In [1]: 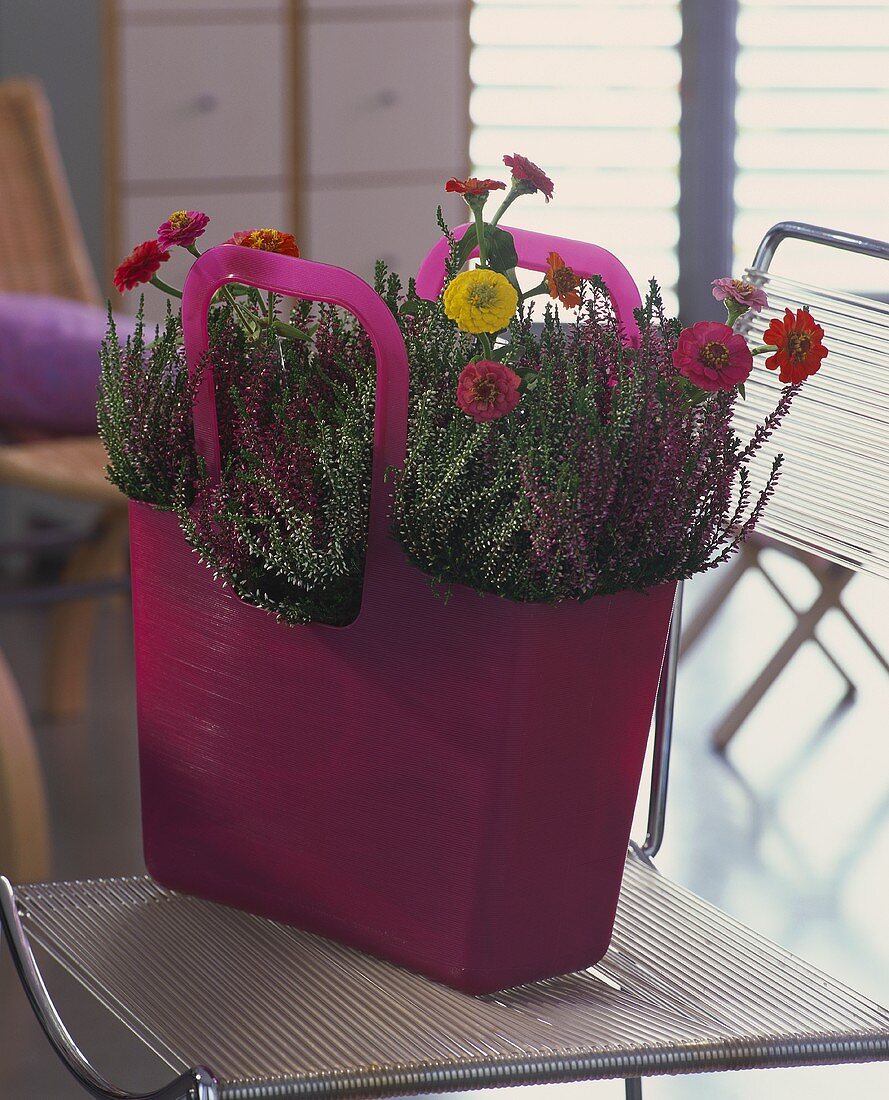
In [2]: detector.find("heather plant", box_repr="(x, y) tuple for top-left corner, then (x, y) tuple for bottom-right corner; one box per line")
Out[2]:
(391, 274), (785, 600)
(102, 162), (828, 623)
(177, 307), (375, 626)
(98, 303), (203, 508)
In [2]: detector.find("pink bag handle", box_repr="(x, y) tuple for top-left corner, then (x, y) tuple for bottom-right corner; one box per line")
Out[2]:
(181, 245), (409, 576)
(415, 223), (642, 341)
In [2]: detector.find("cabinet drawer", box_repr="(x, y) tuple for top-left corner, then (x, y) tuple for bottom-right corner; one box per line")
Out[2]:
(303, 183), (464, 283)
(305, 14), (468, 179)
(118, 188), (291, 319)
(120, 20), (288, 183)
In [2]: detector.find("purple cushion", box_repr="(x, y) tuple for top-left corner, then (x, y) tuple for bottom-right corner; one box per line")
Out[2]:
(0, 293), (138, 435)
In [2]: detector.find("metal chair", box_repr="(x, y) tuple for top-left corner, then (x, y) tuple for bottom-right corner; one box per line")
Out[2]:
(2, 223), (889, 1100)
(682, 225), (889, 753)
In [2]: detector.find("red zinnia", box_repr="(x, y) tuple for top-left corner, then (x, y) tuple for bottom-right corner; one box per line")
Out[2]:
(113, 239), (170, 293)
(503, 153), (554, 202)
(673, 321), (753, 392)
(445, 177), (506, 195)
(224, 228), (300, 257)
(545, 252), (581, 308)
(157, 209), (210, 250)
(762, 307), (828, 384)
(456, 360), (521, 422)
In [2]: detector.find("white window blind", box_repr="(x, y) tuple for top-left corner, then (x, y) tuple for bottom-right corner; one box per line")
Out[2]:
(469, 0), (682, 313)
(734, 0), (889, 289)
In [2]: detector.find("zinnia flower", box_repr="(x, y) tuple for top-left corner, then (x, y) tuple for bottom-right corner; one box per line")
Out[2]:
(546, 252), (581, 308)
(762, 307), (828, 384)
(113, 239), (171, 293)
(673, 321), (753, 392)
(225, 228), (300, 257)
(445, 177), (506, 195)
(456, 360), (521, 422)
(503, 153), (554, 201)
(711, 277), (769, 313)
(157, 209), (210, 249)
(443, 268), (518, 334)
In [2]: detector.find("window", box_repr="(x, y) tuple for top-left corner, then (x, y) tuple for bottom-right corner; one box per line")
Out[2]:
(470, 1), (889, 311)
(469, 0), (682, 312)
(735, 0), (889, 290)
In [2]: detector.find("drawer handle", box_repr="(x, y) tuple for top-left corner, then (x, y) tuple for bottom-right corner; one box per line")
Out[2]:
(192, 92), (220, 113)
(372, 88), (398, 109)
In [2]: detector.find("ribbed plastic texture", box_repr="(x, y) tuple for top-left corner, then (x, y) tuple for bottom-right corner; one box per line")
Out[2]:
(132, 231), (676, 993)
(733, 270), (889, 579)
(17, 855), (889, 1098)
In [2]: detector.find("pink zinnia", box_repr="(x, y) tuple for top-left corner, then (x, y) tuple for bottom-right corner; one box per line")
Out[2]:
(456, 360), (521, 422)
(503, 153), (554, 202)
(673, 321), (753, 392)
(711, 277), (769, 313)
(157, 209), (210, 249)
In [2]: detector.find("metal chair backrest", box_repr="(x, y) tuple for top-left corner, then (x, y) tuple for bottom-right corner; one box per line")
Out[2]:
(733, 223), (889, 581)
(0, 78), (100, 303)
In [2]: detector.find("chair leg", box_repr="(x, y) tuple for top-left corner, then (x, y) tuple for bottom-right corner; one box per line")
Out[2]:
(624, 1078), (643, 1100)
(680, 541), (758, 658)
(711, 566), (854, 752)
(44, 506), (129, 720)
(0, 648), (51, 882)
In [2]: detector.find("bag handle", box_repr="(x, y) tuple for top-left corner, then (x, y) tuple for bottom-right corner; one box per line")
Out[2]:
(415, 223), (643, 341)
(181, 245), (409, 576)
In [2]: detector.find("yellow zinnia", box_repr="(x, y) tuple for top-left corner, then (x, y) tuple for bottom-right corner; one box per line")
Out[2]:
(443, 268), (518, 334)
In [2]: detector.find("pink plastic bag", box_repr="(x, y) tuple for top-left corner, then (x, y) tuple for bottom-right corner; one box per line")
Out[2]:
(131, 228), (676, 993)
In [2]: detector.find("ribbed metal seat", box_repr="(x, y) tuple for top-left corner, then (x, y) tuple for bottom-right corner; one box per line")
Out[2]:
(11, 850), (889, 1100)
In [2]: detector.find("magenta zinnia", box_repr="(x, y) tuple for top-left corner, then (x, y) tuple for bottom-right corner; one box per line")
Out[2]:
(503, 153), (554, 201)
(673, 321), (753, 392)
(157, 210), (210, 250)
(456, 360), (521, 422)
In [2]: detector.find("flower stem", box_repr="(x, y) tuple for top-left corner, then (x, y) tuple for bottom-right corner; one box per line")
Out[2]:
(750, 344), (772, 355)
(520, 279), (549, 303)
(473, 207), (488, 267)
(489, 185), (521, 227)
(478, 332), (494, 359)
(150, 275), (183, 299)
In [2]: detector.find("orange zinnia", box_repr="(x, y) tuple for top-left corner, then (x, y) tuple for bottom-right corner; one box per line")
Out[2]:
(762, 307), (828, 384)
(226, 228), (299, 257)
(445, 177), (506, 195)
(545, 252), (581, 308)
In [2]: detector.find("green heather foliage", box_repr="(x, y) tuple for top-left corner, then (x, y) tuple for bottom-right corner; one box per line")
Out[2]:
(98, 299), (375, 626)
(391, 272), (782, 601)
(98, 302), (204, 508)
(99, 268), (786, 623)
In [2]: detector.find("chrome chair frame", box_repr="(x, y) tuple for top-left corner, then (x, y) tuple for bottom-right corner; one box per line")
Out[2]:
(2, 223), (889, 1100)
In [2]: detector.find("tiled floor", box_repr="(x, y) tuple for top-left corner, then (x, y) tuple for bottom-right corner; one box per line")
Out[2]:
(1, 545), (888, 1099)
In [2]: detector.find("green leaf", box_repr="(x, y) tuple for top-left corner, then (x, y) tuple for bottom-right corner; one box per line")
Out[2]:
(454, 225), (479, 270)
(484, 226), (519, 274)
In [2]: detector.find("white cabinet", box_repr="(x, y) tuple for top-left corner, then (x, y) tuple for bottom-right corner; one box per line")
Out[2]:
(106, 0), (469, 315)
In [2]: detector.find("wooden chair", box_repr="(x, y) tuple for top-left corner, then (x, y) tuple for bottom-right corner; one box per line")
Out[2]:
(0, 646), (50, 884)
(0, 78), (128, 720)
